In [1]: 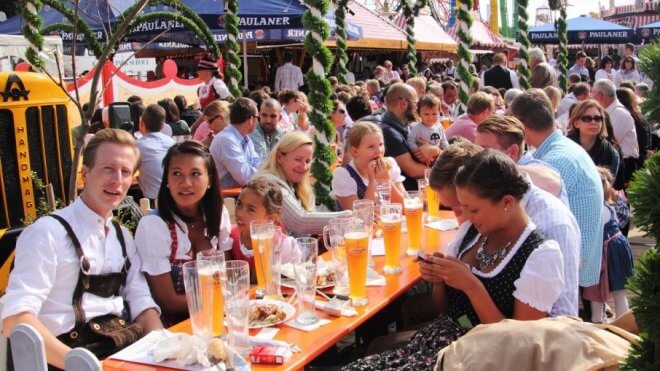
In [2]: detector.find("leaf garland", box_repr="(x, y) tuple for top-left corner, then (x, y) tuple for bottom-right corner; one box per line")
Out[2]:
(334, 0), (349, 84)
(302, 0), (337, 210)
(556, 4), (568, 93)
(21, 0), (44, 69)
(455, 0), (474, 112)
(223, 0), (242, 97)
(516, 0), (531, 89)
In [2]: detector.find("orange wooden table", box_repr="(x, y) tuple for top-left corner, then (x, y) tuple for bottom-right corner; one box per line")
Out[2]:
(221, 187), (242, 198)
(104, 212), (458, 371)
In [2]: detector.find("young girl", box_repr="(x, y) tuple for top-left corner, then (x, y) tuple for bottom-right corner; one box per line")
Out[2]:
(135, 140), (232, 325)
(230, 176), (290, 274)
(332, 121), (406, 211)
(407, 94), (449, 162)
(583, 167), (634, 323)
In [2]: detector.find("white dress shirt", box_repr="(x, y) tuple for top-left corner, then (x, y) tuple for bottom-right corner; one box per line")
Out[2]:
(274, 62), (304, 92)
(210, 125), (263, 189)
(556, 93), (576, 119)
(135, 210), (232, 276)
(1, 198), (159, 336)
(446, 221), (565, 314)
(135, 132), (176, 199)
(605, 100), (639, 158)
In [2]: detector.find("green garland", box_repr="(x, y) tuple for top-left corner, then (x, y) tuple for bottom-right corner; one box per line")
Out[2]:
(401, 0), (428, 76)
(556, 5), (568, 93)
(223, 0), (242, 97)
(302, 0), (336, 210)
(516, 0), (531, 89)
(40, 23), (104, 59)
(334, 0), (349, 84)
(117, 0), (220, 59)
(455, 0), (474, 112)
(21, 0), (44, 69)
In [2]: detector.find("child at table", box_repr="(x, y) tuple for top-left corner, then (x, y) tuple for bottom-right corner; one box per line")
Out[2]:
(407, 94), (449, 165)
(230, 176), (292, 281)
(583, 167), (634, 323)
(331, 121), (406, 211)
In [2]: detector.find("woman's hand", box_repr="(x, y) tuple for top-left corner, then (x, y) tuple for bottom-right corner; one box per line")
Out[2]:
(374, 157), (390, 181)
(434, 256), (482, 295)
(419, 252), (446, 285)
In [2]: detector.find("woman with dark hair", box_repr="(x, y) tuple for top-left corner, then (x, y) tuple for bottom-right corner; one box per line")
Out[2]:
(595, 55), (615, 81)
(135, 140), (232, 325)
(616, 88), (651, 168)
(158, 98), (191, 136)
(567, 100), (621, 179)
(613, 56), (640, 87)
(343, 150), (564, 370)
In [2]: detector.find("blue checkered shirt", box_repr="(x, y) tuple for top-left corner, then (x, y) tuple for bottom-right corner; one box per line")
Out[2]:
(533, 131), (603, 287)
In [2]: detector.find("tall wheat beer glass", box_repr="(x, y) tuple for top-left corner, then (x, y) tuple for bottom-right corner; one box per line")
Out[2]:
(404, 191), (423, 255)
(250, 220), (275, 298)
(344, 218), (369, 306)
(381, 203), (403, 274)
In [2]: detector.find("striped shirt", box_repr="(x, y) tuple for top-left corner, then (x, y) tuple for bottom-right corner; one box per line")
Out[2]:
(533, 130), (603, 287)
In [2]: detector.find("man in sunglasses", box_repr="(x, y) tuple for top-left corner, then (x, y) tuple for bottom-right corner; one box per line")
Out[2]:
(250, 98), (284, 160)
(591, 79), (639, 184)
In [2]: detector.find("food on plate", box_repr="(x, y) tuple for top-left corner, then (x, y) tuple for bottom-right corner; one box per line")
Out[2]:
(207, 338), (227, 364)
(316, 271), (336, 287)
(249, 303), (286, 326)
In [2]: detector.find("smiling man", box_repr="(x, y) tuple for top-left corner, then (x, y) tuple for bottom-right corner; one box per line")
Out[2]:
(250, 98), (284, 160)
(2, 129), (163, 369)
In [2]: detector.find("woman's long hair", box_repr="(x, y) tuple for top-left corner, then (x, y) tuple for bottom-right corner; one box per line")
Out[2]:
(157, 140), (223, 238)
(259, 131), (315, 211)
(616, 88), (646, 124)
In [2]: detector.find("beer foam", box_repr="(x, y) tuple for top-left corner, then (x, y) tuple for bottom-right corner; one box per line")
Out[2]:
(345, 231), (369, 240)
(404, 198), (423, 209)
(381, 215), (402, 223)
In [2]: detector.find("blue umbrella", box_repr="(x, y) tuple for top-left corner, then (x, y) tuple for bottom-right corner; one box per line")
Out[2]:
(529, 15), (633, 44)
(637, 21), (660, 43)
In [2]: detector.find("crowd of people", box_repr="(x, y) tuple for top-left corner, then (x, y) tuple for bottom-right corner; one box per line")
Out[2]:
(2, 46), (655, 369)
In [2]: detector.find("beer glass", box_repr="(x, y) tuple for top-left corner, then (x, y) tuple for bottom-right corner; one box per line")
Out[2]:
(224, 260), (250, 355)
(375, 179), (392, 206)
(381, 203), (403, 274)
(250, 220), (275, 298)
(183, 261), (213, 341)
(425, 168), (441, 218)
(352, 199), (375, 267)
(344, 218), (369, 306)
(322, 216), (352, 296)
(404, 191), (423, 255)
(196, 250), (225, 337)
(293, 237), (319, 325)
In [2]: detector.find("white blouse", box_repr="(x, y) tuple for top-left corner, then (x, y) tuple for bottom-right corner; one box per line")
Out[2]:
(331, 157), (405, 198)
(135, 207), (232, 276)
(446, 221), (565, 313)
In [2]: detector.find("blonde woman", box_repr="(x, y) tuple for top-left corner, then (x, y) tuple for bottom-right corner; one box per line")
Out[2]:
(543, 86), (562, 117)
(258, 131), (351, 236)
(192, 100), (231, 146)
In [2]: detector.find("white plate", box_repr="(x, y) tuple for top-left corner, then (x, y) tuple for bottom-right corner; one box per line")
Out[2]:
(248, 299), (296, 329)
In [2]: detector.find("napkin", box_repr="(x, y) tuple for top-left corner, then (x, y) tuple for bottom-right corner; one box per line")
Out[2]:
(366, 267), (386, 286)
(235, 335), (301, 353)
(284, 318), (332, 332)
(425, 219), (459, 231)
(370, 238), (385, 256)
(315, 299), (358, 317)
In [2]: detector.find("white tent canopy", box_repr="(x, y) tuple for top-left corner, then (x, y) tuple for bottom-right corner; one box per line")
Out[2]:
(0, 34), (64, 77)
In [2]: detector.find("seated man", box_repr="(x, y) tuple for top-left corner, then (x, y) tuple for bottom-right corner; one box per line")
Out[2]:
(135, 104), (176, 199)
(2, 129), (163, 369)
(211, 97), (263, 189)
(445, 92), (494, 143)
(249, 98), (283, 160)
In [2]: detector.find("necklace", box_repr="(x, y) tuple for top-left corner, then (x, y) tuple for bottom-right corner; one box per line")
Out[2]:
(475, 237), (512, 270)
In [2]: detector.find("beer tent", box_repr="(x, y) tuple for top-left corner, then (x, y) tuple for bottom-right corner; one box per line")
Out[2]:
(528, 15), (634, 44)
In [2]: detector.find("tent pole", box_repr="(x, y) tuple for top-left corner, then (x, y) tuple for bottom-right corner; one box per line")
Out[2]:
(243, 38), (248, 88)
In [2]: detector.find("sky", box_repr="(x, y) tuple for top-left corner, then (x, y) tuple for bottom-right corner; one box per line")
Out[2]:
(479, 0), (638, 26)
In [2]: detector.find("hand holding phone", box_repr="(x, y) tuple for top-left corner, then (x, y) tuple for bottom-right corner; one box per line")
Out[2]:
(417, 250), (434, 264)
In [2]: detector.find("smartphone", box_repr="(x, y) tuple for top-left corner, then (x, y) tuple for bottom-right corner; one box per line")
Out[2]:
(416, 250), (434, 264)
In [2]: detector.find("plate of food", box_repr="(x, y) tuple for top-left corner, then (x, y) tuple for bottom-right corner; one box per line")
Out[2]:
(280, 261), (336, 289)
(248, 299), (295, 329)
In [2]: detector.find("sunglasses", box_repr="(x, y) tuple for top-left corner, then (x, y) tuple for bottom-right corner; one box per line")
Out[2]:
(580, 115), (603, 123)
(209, 115), (221, 122)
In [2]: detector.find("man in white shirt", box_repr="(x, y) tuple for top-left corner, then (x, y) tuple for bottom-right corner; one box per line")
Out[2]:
(2, 129), (162, 369)
(591, 79), (639, 182)
(135, 104), (176, 199)
(568, 51), (591, 82)
(274, 51), (304, 92)
(556, 82), (590, 123)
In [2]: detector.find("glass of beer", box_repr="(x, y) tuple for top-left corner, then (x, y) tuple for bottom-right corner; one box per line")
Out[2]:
(404, 191), (423, 255)
(196, 250), (226, 337)
(293, 237), (319, 325)
(441, 116), (452, 130)
(250, 220), (275, 299)
(224, 260), (251, 355)
(322, 217), (352, 296)
(353, 199), (375, 267)
(182, 261), (213, 341)
(344, 218), (370, 306)
(381, 203), (403, 274)
(425, 168), (441, 219)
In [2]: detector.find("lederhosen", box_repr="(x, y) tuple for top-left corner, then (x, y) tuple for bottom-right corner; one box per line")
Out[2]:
(161, 222), (190, 327)
(447, 225), (545, 328)
(50, 214), (145, 360)
(336, 164), (367, 211)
